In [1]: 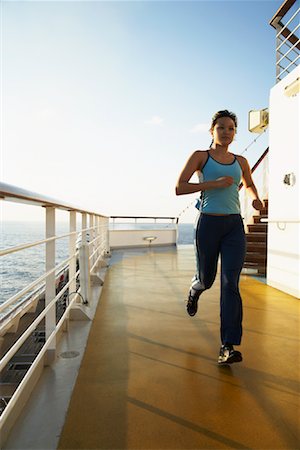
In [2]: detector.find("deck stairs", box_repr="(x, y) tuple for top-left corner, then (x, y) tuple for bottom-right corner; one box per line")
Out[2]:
(244, 199), (268, 276)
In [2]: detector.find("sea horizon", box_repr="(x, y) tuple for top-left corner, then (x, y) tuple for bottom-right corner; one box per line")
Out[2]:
(1, 221), (195, 306)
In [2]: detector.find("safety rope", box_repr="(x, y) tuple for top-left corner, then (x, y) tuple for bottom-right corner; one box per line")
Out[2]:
(240, 128), (267, 155)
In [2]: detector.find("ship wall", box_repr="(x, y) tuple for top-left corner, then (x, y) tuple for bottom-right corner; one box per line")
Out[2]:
(268, 66), (300, 298)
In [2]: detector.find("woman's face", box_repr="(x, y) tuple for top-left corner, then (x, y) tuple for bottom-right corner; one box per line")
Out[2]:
(211, 116), (236, 146)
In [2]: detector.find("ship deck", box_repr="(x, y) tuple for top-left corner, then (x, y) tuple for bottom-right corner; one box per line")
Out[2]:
(4, 245), (300, 450)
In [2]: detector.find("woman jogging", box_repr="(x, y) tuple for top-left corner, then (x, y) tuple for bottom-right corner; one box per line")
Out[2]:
(176, 110), (263, 365)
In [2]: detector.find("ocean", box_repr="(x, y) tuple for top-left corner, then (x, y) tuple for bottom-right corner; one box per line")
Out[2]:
(0, 221), (194, 305)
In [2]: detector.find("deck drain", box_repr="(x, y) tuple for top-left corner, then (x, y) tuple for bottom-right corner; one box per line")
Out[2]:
(60, 351), (80, 359)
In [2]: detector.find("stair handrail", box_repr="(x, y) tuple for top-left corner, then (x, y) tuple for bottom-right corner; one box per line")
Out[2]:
(239, 147), (269, 190)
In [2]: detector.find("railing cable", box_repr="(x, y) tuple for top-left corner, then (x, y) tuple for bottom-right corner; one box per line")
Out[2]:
(240, 128), (267, 155)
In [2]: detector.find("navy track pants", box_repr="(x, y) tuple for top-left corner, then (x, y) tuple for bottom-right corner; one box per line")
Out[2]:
(193, 213), (246, 345)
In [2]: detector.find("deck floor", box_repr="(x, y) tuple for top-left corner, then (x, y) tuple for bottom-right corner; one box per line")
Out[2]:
(57, 245), (300, 450)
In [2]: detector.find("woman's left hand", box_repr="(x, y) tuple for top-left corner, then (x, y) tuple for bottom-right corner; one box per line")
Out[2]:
(252, 199), (264, 210)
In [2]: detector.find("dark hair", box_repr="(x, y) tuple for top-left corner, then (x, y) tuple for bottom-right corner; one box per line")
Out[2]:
(209, 110), (238, 147)
(210, 109), (238, 131)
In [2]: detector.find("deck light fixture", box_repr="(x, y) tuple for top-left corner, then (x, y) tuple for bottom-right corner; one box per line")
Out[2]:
(284, 76), (300, 97)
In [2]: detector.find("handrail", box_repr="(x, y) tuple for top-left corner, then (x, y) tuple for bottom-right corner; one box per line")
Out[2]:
(275, 6), (300, 40)
(0, 182), (107, 217)
(270, 0), (297, 23)
(110, 215), (178, 221)
(239, 147), (269, 190)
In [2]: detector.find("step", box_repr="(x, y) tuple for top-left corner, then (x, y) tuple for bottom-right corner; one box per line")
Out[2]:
(246, 240), (266, 248)
(253, 215), (268, 224)
(247, 223), (268, 233)
(244, 252), (267, 263)
(243, 261), (266, 274)
(260, 207), (268, 215)
(246, 232), (267, 243)
(246, 243), (267, 253)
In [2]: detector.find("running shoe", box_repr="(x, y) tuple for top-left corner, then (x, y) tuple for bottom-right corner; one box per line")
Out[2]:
(186, 288), (201, 316)
(218, 344), (242, 365)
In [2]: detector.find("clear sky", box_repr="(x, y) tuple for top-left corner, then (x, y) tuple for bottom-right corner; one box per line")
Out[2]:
(1, 0), (282, 222)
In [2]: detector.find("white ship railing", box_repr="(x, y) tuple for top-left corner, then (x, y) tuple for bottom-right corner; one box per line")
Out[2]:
(110, 215), (178, 248)
(270, 0), (300, 82)
(0, 182), (109, 432)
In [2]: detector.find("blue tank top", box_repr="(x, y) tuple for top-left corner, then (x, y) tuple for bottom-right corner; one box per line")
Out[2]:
(200, 152), (242, 214)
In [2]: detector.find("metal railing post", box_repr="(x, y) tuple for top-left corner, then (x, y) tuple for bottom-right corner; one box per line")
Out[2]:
(106, 217), (110, 254)
(96, 215), (100, 261)
(89, 214), (95, 268)
(69, 211), (77, 301)
(45, 207), (56, 364)
(276, 28), (282, 80)
(79, 213), (91, 304)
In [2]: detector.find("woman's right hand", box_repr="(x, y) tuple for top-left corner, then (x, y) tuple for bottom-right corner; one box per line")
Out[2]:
(215, 176), (234, 188)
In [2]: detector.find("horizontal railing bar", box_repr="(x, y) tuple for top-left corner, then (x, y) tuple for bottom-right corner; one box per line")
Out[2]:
(89, 237), (106, 258)
(109, 225), (176, 229)
(0, 259), (76, 325)
(277, 55), (300, 78)
(0, 261), (73, 324)
(278, 50), (299, 67)
(110, 216), (178, 220)
(89, 246), (100, 261)
(276, 23), (300, 51)
(0, 232), (76, 257)
(0, 224), (106, 257)
(277, 49), (293, 60)
(0, 287), (42, 326)
(277, 42), (298, 55)
(87, 236), (101, 247)
(0, 254), (76, 314)
(0, 270), (80, 372)
(0, 289), (80, 426)
(0, 181), (108, 218)
(277, 39), (300, 64)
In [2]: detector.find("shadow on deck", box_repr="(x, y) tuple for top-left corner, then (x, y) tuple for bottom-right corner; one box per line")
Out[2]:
(3, 246), (299, 450)
(57, 245), (300, 450)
